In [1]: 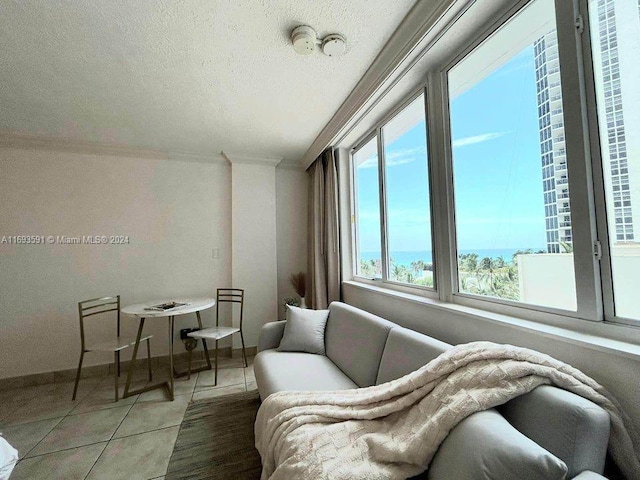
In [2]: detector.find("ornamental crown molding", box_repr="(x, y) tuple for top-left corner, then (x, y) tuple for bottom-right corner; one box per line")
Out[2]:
(0, 132), (227, 164)
(222, 151), (283, 167)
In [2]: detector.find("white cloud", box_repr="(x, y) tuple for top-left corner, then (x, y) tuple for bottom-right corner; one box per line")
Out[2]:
(359, 146), (426, 169)
(452, 132), (507, 148)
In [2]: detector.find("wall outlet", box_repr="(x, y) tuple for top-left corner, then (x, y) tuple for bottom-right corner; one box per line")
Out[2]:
(212, 248), (220, 259)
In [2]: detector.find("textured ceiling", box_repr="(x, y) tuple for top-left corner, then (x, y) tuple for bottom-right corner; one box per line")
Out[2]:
(0, 0), (416, 162)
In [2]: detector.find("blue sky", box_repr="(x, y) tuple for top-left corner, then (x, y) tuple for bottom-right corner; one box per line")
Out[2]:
(356, 46), (547, 253)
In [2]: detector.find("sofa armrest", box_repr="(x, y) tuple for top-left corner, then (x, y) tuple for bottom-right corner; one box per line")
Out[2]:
(258, 321), (286, 352)
(428, 409), (568, 480)
(572, 471), (608, 480)
(499, 385), (610, 477)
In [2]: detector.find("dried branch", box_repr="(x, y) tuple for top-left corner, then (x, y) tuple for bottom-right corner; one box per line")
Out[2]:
(289, 272), (306, 297)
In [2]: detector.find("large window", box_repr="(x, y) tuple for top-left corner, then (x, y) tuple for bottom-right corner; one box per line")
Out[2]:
(354, 137), (382, 278)
(589, 0), (640, 321)
(348, 0), (640, 328)
(352, 94), (434, 288)
(383, 96), (433, 287)
(448, 0), (576, 311)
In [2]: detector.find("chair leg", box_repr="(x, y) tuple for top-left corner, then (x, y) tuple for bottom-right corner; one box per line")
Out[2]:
(240, 331), (248, 368)
(116, 351), (121, 377)
(114, 352), (119, 402)
(146, 338), (153, 382)
(72, 350), (85, 401)
(214, 339), (219, 387)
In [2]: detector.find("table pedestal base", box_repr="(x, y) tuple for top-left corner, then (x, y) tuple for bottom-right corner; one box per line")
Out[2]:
(123, 316), (179, 401)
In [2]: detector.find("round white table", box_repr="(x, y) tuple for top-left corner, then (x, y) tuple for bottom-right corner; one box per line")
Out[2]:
(121, 298), (216, 400)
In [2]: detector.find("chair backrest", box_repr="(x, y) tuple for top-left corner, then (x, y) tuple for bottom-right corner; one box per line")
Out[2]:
(216, 288), (244, 329)
(77, 295), (120, 350)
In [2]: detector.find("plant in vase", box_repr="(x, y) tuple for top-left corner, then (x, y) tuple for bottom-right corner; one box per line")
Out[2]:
(283, 297), (300, 308)
(289, 272), (307, 308)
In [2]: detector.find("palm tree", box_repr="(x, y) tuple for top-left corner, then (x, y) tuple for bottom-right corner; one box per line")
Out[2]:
(559, 241), (574, 253)
(409, 260), (424, 276)
(459, 253), (478, 273)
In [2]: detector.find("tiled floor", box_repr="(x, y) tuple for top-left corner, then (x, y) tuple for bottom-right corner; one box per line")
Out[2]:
(0, 356), (256, 480)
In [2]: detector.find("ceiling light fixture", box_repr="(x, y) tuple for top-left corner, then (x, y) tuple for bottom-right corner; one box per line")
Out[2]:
(291, 25), (346, 57)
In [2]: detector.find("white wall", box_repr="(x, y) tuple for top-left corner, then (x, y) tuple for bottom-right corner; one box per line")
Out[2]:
(0, 147), (232, 379)
(518, 253), (577, 311)
(276, 167), (308, 320)
(343, 283), (640, 429)
(230, 161), (278, 348)
(0, 147), (308, 380)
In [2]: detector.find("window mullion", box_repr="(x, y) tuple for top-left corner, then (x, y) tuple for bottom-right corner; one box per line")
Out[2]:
(555, 0), (602, 321)
(377, 127), (390, 282)
(427, 73), (456, 302)
(576, 0), (615, 321)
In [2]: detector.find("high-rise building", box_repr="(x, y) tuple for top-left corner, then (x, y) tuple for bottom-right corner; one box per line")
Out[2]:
(590, 0), (640, 243)
(535, 0), (640, 252)
(534, 31), (569, 254)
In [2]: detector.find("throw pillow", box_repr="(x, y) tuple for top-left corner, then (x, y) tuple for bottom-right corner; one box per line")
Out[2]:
(277, 305), (329, 355)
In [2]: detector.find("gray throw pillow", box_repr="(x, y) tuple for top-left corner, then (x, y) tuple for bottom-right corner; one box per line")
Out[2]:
(277, 306), (329, 355)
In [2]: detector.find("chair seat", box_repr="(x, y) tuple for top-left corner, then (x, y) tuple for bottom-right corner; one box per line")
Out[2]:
(87, 335), (153, 352)
(188, 326), (239, 340)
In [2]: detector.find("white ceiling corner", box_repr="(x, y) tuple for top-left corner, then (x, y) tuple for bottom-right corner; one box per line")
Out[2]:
(222, 151), (282, 167)
(0, 0), (418, 164)
(277, 158), (306, 171)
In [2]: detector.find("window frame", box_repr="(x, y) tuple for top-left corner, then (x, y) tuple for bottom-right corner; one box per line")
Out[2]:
(578, 0), (640, 328)
(436, 0), (602, 321)
(351, 131), (381, 280)
(350, 88), (439, 296)
(346, 0), (640, 329)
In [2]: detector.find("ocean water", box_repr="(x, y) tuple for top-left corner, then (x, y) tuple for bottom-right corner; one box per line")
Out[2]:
(360, 248), (545, 267)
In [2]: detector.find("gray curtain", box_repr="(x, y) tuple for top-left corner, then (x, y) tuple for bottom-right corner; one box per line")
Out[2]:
(308, 148), (340, 309)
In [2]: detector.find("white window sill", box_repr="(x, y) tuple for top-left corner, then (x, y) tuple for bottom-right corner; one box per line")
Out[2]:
(343, 280), (640, 361)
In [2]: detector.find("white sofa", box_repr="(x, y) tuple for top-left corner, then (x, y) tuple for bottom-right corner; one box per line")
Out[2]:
(254, 302), (611, 480)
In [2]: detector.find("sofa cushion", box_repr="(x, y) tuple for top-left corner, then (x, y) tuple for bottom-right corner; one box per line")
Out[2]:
(499, 385), (610, 477)
(427, 409), (568, 480)
(376, 327), (452, 385)
(253, 350), (358, 400)
(277, 306), (329, 355)
(324, 302), (396, 387)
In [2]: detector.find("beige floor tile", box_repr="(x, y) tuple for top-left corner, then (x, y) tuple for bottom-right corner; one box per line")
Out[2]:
(137, 368), (198, 402)
(191, 383), (246, 402)
(70, 381), (141, 414)
(0, 398), (22, 424)
(0, 382), (61, 405)
(2, 394), (80, 427)
(11, 442), (106, 480)
(87, 426), (179, 480)
(246, 379), (258, 391)
(0, 417), (63, 459)
(113, 395), (189, 438)
(29, 405), (131, 457)
(0, 379), (97, 427)
(0, 378), (102, 427)
(244, 365), (256, 383)
(194, 365), (245, 391)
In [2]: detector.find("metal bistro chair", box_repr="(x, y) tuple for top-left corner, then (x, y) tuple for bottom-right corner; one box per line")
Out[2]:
(72, 296), (153, 402)
(187, 288), (247, 385)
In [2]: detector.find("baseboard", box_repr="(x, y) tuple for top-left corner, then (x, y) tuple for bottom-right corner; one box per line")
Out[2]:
(0, 346), (257, 391)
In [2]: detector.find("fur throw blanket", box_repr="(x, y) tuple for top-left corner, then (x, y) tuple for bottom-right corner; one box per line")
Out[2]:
(255, 341), (640, 480)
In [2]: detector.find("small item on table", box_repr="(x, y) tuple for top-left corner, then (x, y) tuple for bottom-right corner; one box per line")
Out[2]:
(144, 301), (189, 311)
